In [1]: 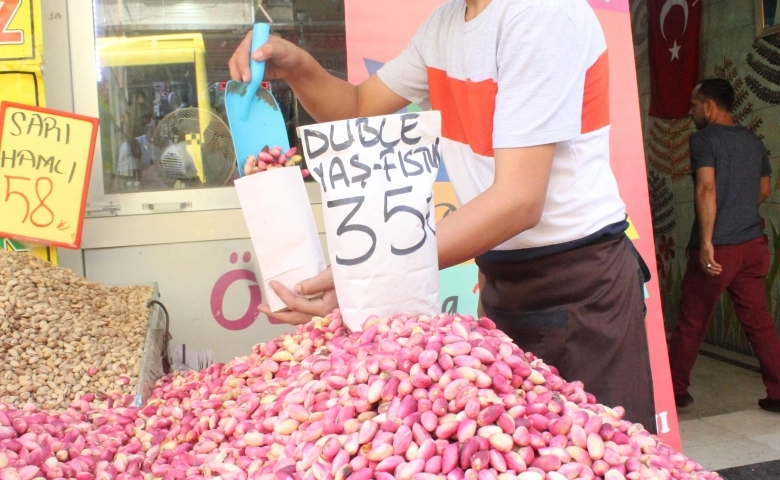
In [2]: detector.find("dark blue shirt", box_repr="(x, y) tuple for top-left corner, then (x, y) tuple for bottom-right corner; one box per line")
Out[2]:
(688, 124), (771, 248)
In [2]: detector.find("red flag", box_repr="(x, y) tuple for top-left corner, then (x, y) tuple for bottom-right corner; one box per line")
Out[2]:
(648, 0), (702, 119)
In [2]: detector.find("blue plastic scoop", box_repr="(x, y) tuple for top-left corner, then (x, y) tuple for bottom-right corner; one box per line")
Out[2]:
(225, 23), (290, 176)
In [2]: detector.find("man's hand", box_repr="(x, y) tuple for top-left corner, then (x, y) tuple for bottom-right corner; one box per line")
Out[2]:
(228, 29), (409, 123)
(257, 267), (338, 325)
(699, 242), (722, 276)
(228, 30), (309, 83)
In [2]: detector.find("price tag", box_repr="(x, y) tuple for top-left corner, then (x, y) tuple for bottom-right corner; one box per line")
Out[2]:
(299, 111), (442, 331)
(0, 102), (99, 249)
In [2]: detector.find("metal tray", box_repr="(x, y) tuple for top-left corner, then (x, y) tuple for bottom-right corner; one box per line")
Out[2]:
(132, 284), (169, 407)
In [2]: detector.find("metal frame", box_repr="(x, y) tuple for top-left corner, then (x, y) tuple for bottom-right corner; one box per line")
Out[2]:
(756, 0), (780, 38)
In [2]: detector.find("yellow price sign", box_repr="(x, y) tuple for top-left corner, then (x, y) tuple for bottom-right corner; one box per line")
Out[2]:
(0, 0), (41, 62)
(0, 102), (98, 249)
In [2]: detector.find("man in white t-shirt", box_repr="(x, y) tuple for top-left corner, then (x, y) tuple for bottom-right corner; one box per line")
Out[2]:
(229, 0), (656, 430)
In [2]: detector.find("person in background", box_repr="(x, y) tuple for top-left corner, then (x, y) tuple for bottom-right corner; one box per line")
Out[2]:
(230, 0), (657, 430)
(668, 78), (780, 412)
(136, 114), (156, 171)
(115, 126), (142, 190)
(128, 90), (148, 136)
(139, 116), (175, 192)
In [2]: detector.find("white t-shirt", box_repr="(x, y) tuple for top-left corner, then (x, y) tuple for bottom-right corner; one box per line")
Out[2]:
(378, 0), (626, 252)
(116, 142), (138, 177)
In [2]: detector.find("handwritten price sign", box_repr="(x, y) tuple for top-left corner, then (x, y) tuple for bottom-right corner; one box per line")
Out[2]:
(299, 111), (442, 331)
(0, 102), (98, 248)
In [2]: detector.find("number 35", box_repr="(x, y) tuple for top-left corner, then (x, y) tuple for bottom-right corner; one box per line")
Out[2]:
(326, 186), (434, 266)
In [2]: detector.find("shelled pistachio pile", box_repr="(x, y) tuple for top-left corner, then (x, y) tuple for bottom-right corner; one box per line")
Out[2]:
(0, 250), (152, 410)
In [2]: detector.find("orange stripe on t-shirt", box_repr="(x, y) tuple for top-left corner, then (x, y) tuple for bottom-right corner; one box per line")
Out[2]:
(428, 67), (496, 157)
(581, 50), (610, 134)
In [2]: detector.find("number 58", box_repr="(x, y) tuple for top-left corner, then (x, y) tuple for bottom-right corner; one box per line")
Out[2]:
(4, 175), (55, 228)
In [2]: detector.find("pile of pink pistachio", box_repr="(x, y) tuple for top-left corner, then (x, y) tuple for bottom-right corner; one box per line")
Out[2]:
(0, 312), (720, 480)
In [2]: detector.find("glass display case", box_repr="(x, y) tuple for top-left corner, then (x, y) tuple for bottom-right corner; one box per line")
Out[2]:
(67, 0), (346, 212)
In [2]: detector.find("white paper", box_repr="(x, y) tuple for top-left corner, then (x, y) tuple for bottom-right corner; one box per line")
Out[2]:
(235, 167), (327, 312)
(298, 111), (442, 331)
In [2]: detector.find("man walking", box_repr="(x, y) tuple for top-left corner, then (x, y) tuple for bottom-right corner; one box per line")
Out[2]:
(669, 78), (780, 411)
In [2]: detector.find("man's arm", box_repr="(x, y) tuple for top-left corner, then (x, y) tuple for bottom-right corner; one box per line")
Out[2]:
(285, 60), (409, 122)
(229, 32), (409, 122)
(760, 176), (771, 204)
(695, 166), (721, 275)
(436, 145), (556, 270)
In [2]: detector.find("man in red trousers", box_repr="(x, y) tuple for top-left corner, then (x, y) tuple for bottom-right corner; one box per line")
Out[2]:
(669, 78), (780, 411)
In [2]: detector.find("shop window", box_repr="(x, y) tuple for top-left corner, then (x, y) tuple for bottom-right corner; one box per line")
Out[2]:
(757, 0), (780, 37)
(92, 0), (346, 194)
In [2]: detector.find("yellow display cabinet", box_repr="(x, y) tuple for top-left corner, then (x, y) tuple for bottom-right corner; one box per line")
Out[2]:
(95, 33), (211, 184)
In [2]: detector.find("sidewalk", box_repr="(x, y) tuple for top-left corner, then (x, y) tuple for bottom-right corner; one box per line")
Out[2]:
(676, 347), (780, 471)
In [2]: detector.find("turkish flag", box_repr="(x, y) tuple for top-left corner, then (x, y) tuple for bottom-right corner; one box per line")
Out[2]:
(648, 0), (702, 118)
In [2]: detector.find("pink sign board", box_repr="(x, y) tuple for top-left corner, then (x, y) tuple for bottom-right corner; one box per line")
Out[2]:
(344, 0), (679, 449)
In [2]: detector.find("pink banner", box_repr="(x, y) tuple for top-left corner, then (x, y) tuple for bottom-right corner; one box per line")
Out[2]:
(587, 0), (629, 13)
(344, 0), (680, 450)
(345, 0), (444, 84)
(594, 7), (680, 449)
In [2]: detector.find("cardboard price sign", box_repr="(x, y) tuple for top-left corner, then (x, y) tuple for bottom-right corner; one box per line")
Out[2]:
(299, 111), (442, 331)
(0, 102), (98, 249)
